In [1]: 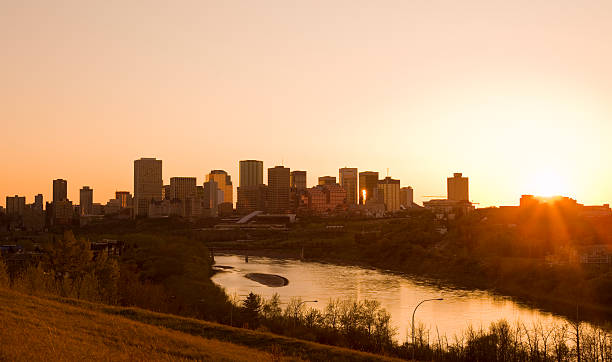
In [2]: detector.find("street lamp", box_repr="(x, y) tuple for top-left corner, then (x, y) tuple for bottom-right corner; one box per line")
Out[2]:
(412, 298), (443, 361)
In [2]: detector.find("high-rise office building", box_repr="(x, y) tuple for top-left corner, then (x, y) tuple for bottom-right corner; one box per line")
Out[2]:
(377, 177), (401, 212)
(134, 158), (163, 217)
(33, 194), (43, 212)
(115, 191), (132, 208)
(169, 177), (197, 201)
(203, 179), (219, 211)
(400, 186), (414, 208)
(447, 172), (469, 201)
(237, 185), (268, 214)
(6, 195), (26, 215)
(267, 166), (291, 213)
(359, 171), (379, 204)
(339, 168), (358, 205)
(206, 170), (233, 204)
(318, 176), (336, 185)
(290, 170), (307, 191)
(79, 186), (93, 215)
(53, 179), (68, 202)
(239, 160), (263, 187)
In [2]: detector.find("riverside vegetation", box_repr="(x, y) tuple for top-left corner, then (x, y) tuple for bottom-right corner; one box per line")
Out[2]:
(2, 227), (611, 360)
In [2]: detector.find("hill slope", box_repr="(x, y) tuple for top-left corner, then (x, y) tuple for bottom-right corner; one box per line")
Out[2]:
(0, 288), (401, 361)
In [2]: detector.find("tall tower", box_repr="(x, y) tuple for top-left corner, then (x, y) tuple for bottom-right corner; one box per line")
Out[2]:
(53, 179), (68, 202)
(377, 177), (401, 212)
(79, 186), (93, 215)
(290, 170), (307, 191)
(447, 172), (469, 201)
(206, 170), (233, 204)
(400, 186), (414, 208)
(339, 168), (358, 204)
(358, 171), (379, 204)
(267, 166), (290, 213)
(133, 158), (163, 217)
(239, 160), (263, 187)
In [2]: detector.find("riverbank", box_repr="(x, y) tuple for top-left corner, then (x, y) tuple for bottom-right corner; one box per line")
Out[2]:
(210, 245), (612, 330)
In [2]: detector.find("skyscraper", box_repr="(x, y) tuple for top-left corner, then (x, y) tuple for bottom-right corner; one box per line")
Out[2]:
(169, 177), (197, 201)
(6, 195), (26, 215)
(339, 168), (358, 205)
(53, 179), (67, 202)
(239, 160), (263, 187)
(206, 170), (233, 204)
(447, 172), (469, 201)
(79, 186), (93, 215)
(318, 176), (336, 185)
(359, 171), (379, 204)
(290, 170), (307, 191)
(377, 177), (401, 212)
(400, 186), (414, 208)
(238, 160), (265, 214)
(267, 166), (291, 213)
(33, 194), (43, 212)
(203, 179), (219, 211)
(134, 158), (163, 217)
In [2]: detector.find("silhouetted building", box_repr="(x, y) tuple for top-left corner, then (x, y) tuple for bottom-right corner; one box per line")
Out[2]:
(239, 160), (263, 187)
(423, 199), (474, 220)
(53, 179), (68, 202)
(290, 170), (307, 191)
(237, 185), (268, 214)
(377, 177), (401, 212)
(359, 171), (379, 204)
(79, 186), (93, 215)
(400, 186), (414, 208)
(33, 194), (43, 212)
(6, 195), (26, 216)
(169, 177), (197, 201)
(339, 168), (358, 205)
(206, 170), (233, 204)
(162, 185), (171, 200)
(115, 191), (132, 208)
(447, 172), (469, 202)
(52, 199), (74, 225)
(203, 179), (219, 210)
(134, 158), (163, 217)
(318, 176), (336, 185)
(267, 166), (291, 213)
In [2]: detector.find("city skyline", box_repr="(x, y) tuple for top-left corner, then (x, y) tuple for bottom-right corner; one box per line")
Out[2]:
(1, 155), (610, 208)
(3, 1), (612, 207)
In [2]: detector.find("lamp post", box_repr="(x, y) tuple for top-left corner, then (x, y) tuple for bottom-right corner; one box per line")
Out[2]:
(412, 298), (443, 361)
(294, 300), (318, 327)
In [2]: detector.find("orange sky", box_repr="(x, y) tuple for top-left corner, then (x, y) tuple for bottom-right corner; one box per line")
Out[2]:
(2, 1), (612, 207)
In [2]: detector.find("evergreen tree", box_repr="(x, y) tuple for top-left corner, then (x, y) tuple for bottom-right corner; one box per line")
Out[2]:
(243, 292), (262, 328)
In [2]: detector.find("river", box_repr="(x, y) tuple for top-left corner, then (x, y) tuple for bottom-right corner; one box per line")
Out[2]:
(211, 254), (573, 343)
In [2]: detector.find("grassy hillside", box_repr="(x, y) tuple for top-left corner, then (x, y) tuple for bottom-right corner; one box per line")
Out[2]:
(0, 288), (402, 361)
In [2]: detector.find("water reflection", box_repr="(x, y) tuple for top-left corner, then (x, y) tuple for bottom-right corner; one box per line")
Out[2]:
(211, 255), (569, 342)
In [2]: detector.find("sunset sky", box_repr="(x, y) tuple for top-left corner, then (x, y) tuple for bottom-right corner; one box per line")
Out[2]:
(2, 1), (612, 207)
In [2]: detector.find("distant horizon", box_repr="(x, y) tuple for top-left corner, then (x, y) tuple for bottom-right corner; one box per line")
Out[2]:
(2, 155), (609, 209)
(3, 1), (612, 208)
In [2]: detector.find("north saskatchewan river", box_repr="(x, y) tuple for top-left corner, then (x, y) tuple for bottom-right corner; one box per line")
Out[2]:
(212, 254), (580, 343)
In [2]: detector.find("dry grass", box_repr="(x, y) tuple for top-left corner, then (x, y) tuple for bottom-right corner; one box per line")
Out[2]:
(0, 288), (401, 361)
(0, 287), (292, 361)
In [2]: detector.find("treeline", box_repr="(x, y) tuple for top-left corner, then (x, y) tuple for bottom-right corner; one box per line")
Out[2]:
(0, 231), (233, 323)
(228, 292), (611, 361)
